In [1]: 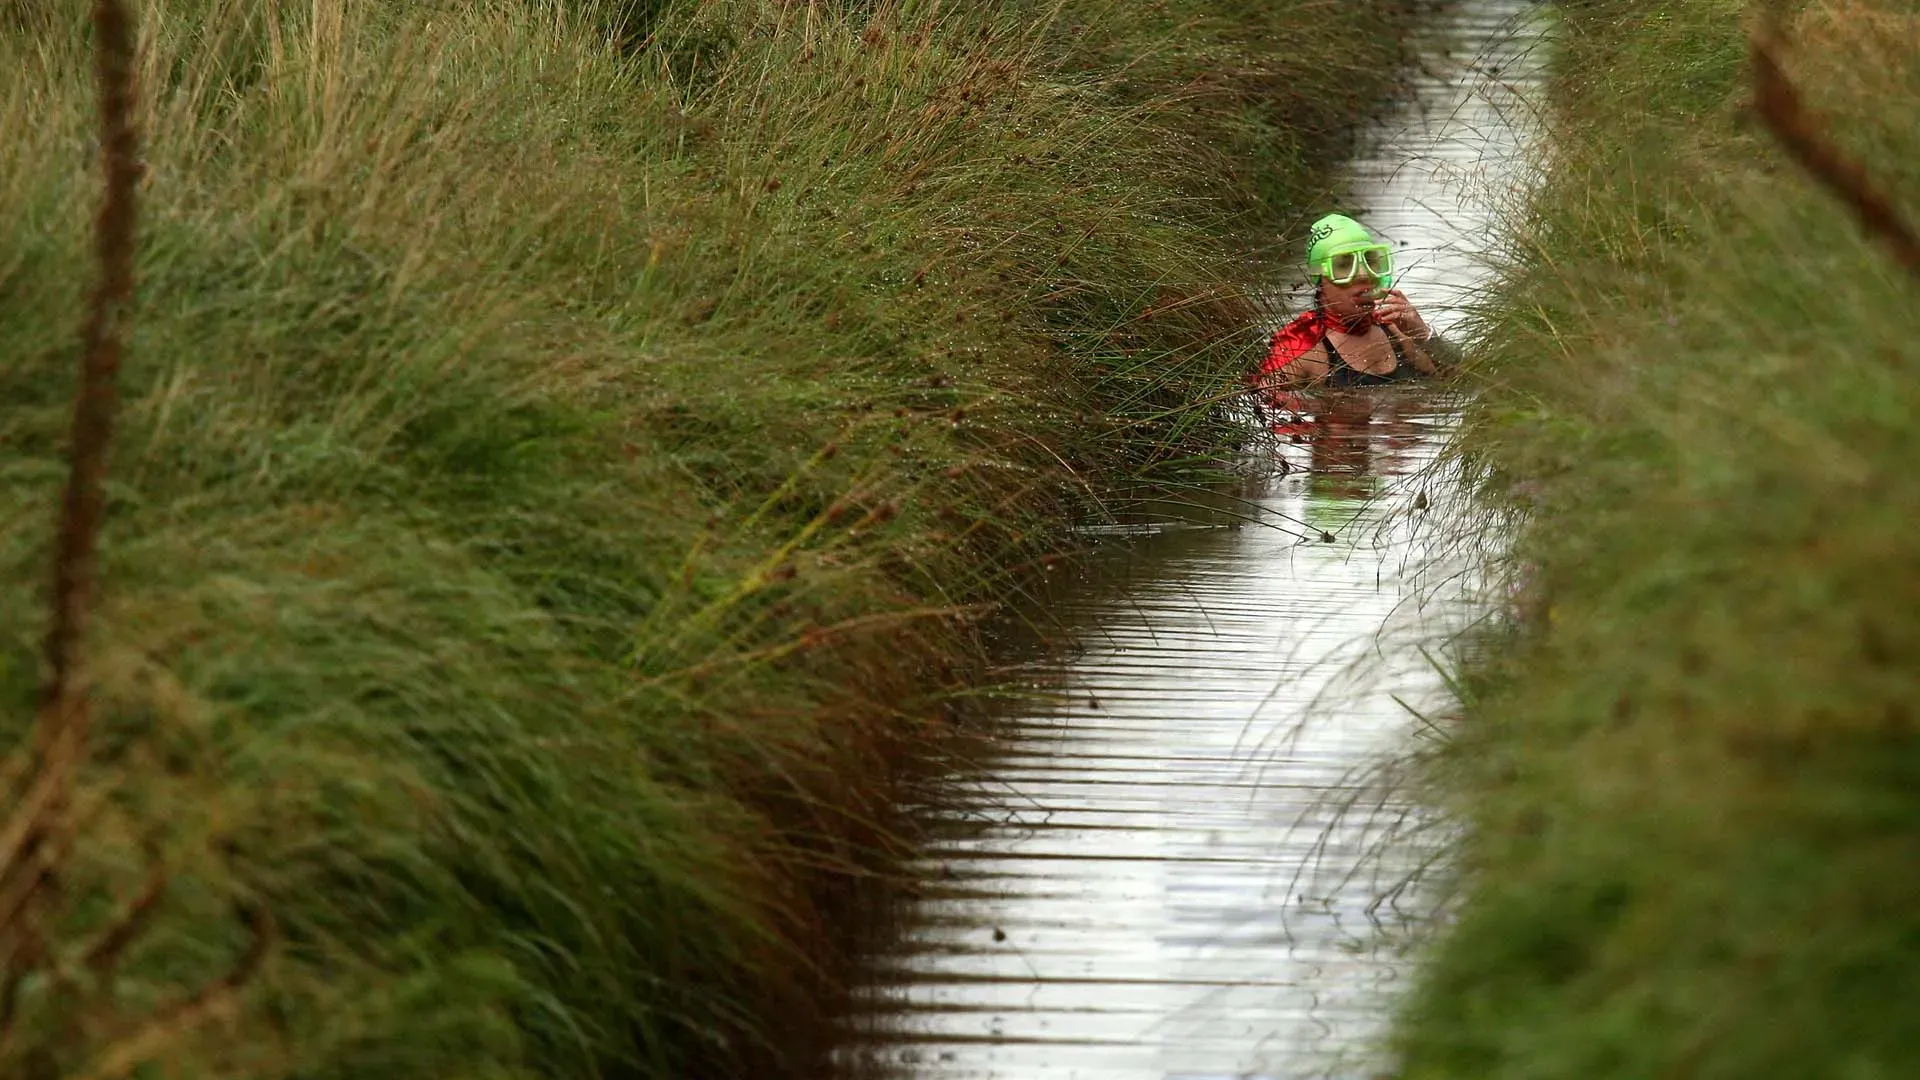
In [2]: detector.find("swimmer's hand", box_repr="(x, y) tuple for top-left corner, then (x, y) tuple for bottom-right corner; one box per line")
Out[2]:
(1373, 289), (1432, 341)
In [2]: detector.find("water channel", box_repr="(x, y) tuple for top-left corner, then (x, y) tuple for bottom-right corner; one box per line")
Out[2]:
(832, 4), (1548, 1077)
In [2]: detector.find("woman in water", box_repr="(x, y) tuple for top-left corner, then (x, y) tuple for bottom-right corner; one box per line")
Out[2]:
(1254, 213), (1450, 389)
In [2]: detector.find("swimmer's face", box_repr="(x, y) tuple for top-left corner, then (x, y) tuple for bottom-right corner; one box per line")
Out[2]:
(1319, 273), (1382, 326)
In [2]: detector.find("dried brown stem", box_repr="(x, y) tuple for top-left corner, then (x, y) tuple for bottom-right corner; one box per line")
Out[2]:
(36, 0), (142, 771)
(0, 769), (63, 916)
(0, 851), (53, 956)
(1750, 23), (1920, 280)
(74, 906), (276, 1080)
(1, 7), (143, 1062)
(5, 10), (143, 1012)
(82, 862), (168, 976)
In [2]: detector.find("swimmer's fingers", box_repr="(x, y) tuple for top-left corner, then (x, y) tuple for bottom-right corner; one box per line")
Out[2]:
(1375, 295), (1415, 324)
(1377, 294), (1431, 338)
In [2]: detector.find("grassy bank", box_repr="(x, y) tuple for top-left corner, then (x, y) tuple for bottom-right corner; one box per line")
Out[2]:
(0, 0), (1408, 1076)
(1397, 1), (1920, 1077)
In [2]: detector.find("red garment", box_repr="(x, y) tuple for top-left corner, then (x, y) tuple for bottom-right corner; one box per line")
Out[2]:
(1255, 310), (1333, 383)
(1246, 311), (1331, 435)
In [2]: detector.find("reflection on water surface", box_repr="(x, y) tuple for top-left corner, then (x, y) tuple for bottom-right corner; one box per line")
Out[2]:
(833, 391), (1461, 1080)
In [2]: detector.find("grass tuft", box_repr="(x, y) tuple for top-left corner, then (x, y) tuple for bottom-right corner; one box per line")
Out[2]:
(1398, 2), (1920, 1077)
(1, 0), (1410, 1076)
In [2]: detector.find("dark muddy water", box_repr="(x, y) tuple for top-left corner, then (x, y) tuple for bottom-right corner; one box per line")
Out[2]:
(831, 4), (1547, 1077)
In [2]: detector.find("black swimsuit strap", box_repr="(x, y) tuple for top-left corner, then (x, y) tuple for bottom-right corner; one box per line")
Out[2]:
(1322, 326), (1409, 385)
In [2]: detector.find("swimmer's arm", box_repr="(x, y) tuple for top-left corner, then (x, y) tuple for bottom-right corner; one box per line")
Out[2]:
(1387, 323), (1444, 375)
(1378, 290), (1459, 373)
(1419, 332), (1463, 370)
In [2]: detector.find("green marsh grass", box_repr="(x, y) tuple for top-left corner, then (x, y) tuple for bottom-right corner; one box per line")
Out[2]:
(0, 0), (1411, 1075)
(1396, 2), (1920, 1077)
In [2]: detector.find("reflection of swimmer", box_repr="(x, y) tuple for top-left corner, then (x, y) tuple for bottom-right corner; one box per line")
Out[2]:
(1309, 395), (1375, 483)
(1249, 214), (1457, 398)
(1305, 393), (1438, 503)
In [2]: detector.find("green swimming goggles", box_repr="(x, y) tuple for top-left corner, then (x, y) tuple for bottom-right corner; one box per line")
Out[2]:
(1314, 244), (1394, 286)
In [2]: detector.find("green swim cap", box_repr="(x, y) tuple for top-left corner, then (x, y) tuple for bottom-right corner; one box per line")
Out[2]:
(1305, 213), (1377, 269)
